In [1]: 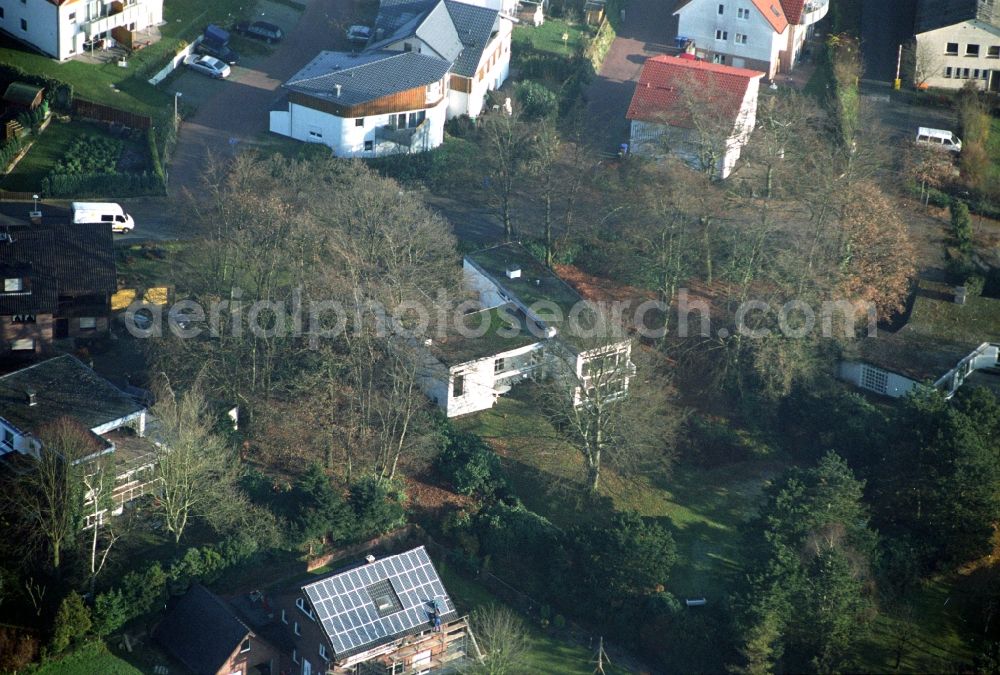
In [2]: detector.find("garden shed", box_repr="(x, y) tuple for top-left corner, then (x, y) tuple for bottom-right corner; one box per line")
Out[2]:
(2, 82), (44, 112)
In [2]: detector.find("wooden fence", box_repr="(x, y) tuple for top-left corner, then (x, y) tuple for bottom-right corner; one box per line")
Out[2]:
(0, 189), (35, 201)
(73, 98), (152, 129)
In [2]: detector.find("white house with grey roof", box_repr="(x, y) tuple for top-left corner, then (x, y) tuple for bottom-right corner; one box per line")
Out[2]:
(269, 0), (511, 156)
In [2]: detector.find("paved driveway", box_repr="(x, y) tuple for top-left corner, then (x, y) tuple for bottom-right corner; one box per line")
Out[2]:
(167, 0), (352, 200)
(584, 0), (679, 153)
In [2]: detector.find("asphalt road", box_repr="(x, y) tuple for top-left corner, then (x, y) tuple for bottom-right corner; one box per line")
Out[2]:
(0, 197), (188, 242)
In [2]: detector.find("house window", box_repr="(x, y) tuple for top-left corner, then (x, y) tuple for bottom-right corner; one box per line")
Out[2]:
(68, 12), (76, 21)
(452, 374), (465, 397)
(494, 357), (505, 373)
(737, 7), (750, 18)
(240, 638), (250, 654)
(946, 42), (958, 55)
(967, 44), (980, 57)
(79, 317), (97, 330)
(281, 609), (287, 624)
(945, 66), (953, 77)
(983, 69), (990, 80)
(715, 30), (728, 40)
(963, 67), (971, 78)
(0, 8), (4, 18)
(293, 649), (299, 664)
(404, 42), (412, 52)
(10, 339), (35, 351)
(712, 54), (726, 64)
(989, 46), (1000, 58)
(4, 278), (23, 292)
(297, 597), (315, 620)
(355, 118), (364, 127)
(2, 428), (14, 448)
(718, 3), (724, 13)
(364, 140), (373, 151)
(319, 644), (329, 661)
(974, 68), (980, 78)
(860, 365), (888, 395)
(294, 621), (301, 636)
(735, 33), (748, 45)
(20, 18), (27, 32)
(308, 129), (323, 139)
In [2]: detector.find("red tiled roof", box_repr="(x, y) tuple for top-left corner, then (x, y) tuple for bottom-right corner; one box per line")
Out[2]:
(752, 0), (789, 32)
(626, 55), (764, 127)
(779, 0), (805, 24)
(674, 0), (788, 32)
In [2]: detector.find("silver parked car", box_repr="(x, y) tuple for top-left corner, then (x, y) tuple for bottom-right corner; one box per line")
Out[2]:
(184, 54), (231, 79)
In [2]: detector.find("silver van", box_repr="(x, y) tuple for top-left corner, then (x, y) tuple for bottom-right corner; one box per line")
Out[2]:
(915, 127), (962, 153)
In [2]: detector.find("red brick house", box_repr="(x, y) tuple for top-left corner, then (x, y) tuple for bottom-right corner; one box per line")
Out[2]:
(267, 546), (478, 674)
(0, 221), (116, 357)
(153, 584), (280, 675)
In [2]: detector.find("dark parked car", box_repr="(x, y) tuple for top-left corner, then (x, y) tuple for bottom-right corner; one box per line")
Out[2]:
(196, 24), (239, 64)
(234, 20), (284, 43)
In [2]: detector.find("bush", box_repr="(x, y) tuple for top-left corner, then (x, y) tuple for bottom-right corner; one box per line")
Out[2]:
(0, 136), (25, 170)
(290, 463), (352, 545)
(120, 562), (167, 617)
(516, 81), (559, 120)
(49, 591), (91, 654)
(92, 589), (129, 637)
(349, 476), (407, 538)
(0, 626), (39, 672)
(950, 199), (973, 252)
(965, 274), (985, 297)
(436, 428), (504, 497)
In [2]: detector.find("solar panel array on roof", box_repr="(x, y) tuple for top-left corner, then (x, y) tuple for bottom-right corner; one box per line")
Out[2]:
(302, 546), (458, 660)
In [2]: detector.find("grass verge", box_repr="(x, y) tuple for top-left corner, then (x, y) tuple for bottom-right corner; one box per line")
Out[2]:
(35, 641), (141, 675)
(512, 20), (591, 58)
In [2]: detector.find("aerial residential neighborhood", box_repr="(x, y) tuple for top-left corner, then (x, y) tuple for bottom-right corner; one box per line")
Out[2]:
(1, 0), (1000, 673)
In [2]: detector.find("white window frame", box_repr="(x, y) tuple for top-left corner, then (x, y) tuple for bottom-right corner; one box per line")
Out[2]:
(718, 3), (724, 14)
(319, 644), (329, 661)
(735, 33), (748, 45)
(10, 338), (34, 351)
(281, 609), (288, 624)
(4, 278), (23, 292)
(737, 7), (750, 19)
(240, 637), (251, 654)
(715, 30), (728, 41)
(294, 621), (301, 636)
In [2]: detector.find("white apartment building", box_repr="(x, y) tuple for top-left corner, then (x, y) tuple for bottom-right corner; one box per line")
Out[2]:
(914, 0), (1000, 91)
(0, 0), (163, 60)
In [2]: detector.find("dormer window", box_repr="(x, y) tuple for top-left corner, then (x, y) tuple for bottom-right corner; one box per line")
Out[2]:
(4, 278), (23, 292)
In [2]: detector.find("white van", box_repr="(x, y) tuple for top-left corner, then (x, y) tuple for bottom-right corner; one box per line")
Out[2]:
(915, 127), (962, 153)
(71, 202), (135, 233)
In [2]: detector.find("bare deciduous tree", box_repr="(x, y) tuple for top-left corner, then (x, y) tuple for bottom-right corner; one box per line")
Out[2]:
(465, 604), (530, 675)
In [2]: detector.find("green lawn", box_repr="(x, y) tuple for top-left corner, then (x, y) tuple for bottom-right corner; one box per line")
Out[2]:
(454, 390), (779, 600)
(512, 20), (592, 58)
(437, 562), (632, 674)
(0, 0), (252, 118)
(35, 641), (142, 675)
(0, 118), (147, 192)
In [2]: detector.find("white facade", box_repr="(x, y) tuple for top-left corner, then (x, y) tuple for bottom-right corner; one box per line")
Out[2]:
(270, 94), (448, 158)
(675, 0), (787, 78)
(0, 0), (164, 61)
(915, 20), (1000, 91)
(629, 70), (761, 179)
(839, 343), (1000, 399)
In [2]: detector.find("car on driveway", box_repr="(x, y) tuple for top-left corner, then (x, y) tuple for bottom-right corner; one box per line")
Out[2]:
(234, 20), (284, 43)
(184, 54), (231, 79)
(346, 25), (371, 45)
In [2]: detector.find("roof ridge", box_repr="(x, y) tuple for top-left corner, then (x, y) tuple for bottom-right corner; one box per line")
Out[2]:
(0, 353), (75, 382)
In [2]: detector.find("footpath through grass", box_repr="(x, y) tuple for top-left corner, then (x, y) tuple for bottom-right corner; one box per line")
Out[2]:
(455, 391), (779, 601)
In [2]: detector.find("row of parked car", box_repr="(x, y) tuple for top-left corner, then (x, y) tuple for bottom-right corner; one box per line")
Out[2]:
(183, 21), (286, 79)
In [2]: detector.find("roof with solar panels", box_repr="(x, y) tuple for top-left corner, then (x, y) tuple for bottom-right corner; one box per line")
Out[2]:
(300, 546), (458, 659)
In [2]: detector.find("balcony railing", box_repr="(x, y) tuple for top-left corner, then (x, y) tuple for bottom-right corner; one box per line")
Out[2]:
(800, 0), (829, 25)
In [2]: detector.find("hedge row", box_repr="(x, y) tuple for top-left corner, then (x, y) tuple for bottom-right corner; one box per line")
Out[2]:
(0, 136), (25, 171)
(41, 170), (164, 198)
(906, 180), (1000, 220)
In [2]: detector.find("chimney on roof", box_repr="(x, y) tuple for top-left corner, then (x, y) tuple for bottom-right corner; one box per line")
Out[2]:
(335, 83), (342, 97)
(365, 554), (377, 563)
(506, 265), (521, 279)
(25, 389), (37, 407)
